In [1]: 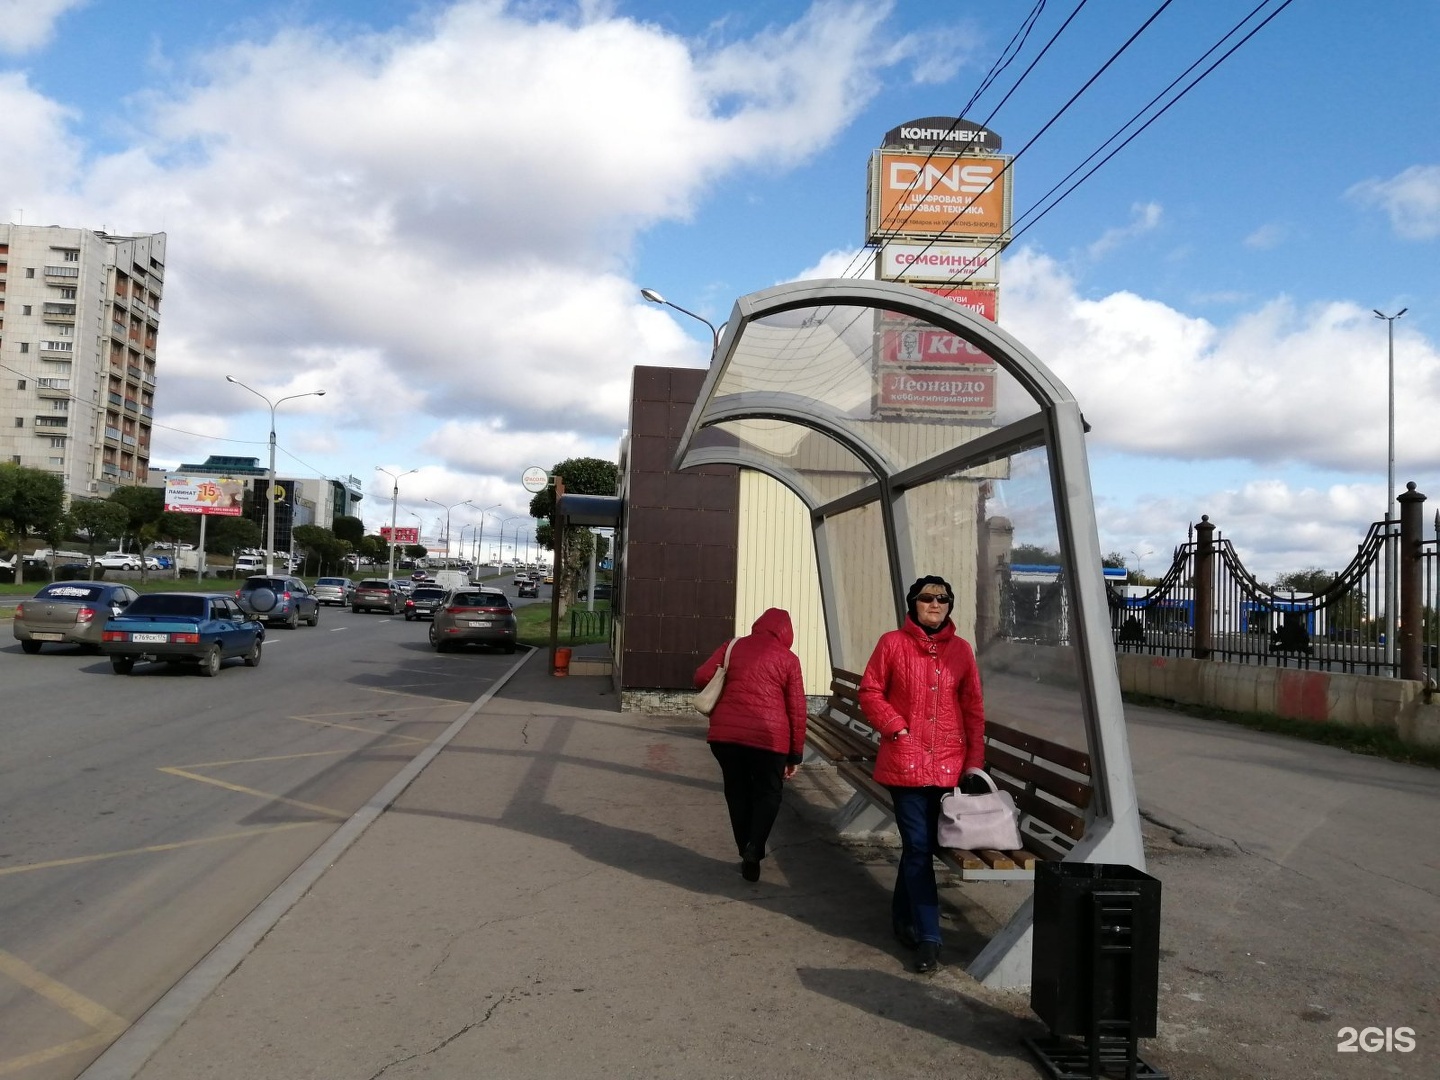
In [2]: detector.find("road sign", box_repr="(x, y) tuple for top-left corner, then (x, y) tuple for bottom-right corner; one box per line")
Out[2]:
(521, 467), (550, 493)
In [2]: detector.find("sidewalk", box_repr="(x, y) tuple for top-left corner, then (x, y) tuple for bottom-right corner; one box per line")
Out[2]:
(102, 655), (1439, 1078)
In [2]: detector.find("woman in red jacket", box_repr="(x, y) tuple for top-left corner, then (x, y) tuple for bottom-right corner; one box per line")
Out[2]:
(859, 575), (988, 974)
(695, 608), (808, 882)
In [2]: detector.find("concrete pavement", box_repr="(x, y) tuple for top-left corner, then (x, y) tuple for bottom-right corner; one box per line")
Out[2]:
(83, 651), (1440, 1079)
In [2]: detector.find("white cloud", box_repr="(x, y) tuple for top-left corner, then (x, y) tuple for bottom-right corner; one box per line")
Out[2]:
(1086, 201), (1162, 259)
(0, 0), (86, 54)
(1243, 222), (1287, 250)
(0, 1), (916, 507)
(1004, 248), (1440, 476)
(1347, 164), (1440, 240)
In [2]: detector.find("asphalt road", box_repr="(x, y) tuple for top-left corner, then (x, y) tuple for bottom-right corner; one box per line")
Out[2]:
(0, 592), (537, 1080)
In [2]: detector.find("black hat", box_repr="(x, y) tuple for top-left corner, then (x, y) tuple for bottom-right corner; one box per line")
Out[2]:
(906, 575), (954, 622)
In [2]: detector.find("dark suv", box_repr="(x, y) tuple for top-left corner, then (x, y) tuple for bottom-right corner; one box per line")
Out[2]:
(353, 579), (404, 614)
(235, 576), (320, 628)
(403, 586), (448, 621)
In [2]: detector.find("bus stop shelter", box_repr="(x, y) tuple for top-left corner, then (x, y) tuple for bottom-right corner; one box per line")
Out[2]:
(671, 278), (1145, 987)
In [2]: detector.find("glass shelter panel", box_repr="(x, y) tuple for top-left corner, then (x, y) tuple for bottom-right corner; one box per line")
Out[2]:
(714, 303), (1044, 474)
(955, 445), (1090, 756)
(693, 419), (876, 506)
(820, 502), (893, 674)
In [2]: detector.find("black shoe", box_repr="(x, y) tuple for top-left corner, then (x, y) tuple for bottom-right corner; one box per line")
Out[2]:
(741, 859), (761, 882)
(915, 941), (940, 974)
(893, 923), (919, 950)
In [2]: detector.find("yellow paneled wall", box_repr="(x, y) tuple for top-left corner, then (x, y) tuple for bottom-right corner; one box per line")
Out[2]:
(735, 471), (832, 695)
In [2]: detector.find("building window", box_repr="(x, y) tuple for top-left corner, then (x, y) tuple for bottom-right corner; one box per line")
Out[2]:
(49, 437), (65, 448)
(49, 456), (64, 466)
(18, 343), (28, 353)
(22, 305), (31, 315)
(25, 268), (34, 278)
(62, 250), (79, 262)
(16, 380), (25, 390)
(13, 418), (22, 428)
(60, 287), (76, 299)
(53, 400), (69, 411)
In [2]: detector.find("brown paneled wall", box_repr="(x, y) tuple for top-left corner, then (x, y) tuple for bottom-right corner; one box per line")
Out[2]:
(617, 367), (739, 690)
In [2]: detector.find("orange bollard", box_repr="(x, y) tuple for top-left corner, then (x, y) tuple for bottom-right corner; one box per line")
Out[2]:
(553, 646), (572, 676)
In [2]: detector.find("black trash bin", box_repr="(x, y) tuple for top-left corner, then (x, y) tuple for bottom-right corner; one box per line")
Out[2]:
(1029, 861), (1166, 1079)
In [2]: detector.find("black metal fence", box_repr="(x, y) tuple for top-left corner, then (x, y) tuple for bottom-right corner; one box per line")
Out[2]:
(1105, 484), (1438, 684)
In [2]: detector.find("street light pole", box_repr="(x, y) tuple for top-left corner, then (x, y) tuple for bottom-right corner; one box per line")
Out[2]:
(376, 466), (417, 582)
(226, 376), (326, 576)
(474, 503), (501, 571)
(1374, 308), (1408, 668)
(425, 498), (476, 566)
(640, 288), (721, 356)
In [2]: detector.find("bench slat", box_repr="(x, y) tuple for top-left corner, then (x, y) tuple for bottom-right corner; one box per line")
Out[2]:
(810, 713), (878, 762)
(986, 720), (1091, 776)
(976, 849), (1017, 870)
(985, 743), (1092, 810)
(940, 847), (986, 870)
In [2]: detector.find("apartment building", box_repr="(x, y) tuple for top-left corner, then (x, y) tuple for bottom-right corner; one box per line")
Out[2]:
(0, 223), (166, 500)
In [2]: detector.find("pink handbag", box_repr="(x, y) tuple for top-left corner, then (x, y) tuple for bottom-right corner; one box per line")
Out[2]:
(937, 771), (1022, 851)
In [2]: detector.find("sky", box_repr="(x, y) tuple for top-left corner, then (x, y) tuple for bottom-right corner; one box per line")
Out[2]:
(2, 0), (1437, 579)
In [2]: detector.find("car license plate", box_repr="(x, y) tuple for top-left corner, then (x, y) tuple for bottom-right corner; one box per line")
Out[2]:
(131, 632), (169, 643)
(32, 632), (65, 641)
(463, 620), (492, 628)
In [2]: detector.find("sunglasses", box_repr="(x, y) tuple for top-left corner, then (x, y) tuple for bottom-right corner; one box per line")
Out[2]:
(916, 593), (952, 604)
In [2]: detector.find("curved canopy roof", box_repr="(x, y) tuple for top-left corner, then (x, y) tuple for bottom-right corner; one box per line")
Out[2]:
(670, 277), (1143, 989)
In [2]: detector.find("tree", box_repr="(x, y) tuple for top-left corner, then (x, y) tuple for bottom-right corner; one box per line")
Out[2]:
(293, 524), (351, 575)
(359, 534), (387, 564)
(0, 464), (66, 586)
(527, 457), (618, 604)
(1011, 543), (1063, 567)
(68, 498), (131, 579)
(108, 486), (167, 581)
(206, 515), (262, 556)
(404, 543), (428, 561)
(333, 514), (365, 547)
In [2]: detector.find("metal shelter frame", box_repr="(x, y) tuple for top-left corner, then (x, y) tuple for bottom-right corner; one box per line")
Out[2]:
(672, 278), (1144, 987)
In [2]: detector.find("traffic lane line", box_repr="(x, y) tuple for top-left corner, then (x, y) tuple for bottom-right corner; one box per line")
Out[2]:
(0, 822), (323, 878)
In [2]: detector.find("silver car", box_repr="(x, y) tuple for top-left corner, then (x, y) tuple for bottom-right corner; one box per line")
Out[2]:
(313, 577), (356, 606)
(13, 581), (139, 652)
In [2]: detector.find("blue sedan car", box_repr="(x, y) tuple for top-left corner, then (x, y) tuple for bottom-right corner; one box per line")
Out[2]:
(101, 592), (265, 676)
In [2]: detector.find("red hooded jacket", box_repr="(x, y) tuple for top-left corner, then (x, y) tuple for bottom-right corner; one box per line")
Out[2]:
(694, 608), (808, 763)
(858, 617), (986, 787)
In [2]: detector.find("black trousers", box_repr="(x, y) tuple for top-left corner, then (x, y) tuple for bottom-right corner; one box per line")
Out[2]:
(709, 741), (787, 861)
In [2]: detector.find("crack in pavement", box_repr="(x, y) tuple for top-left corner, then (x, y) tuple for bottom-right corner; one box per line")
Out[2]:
(364, 988), (519, 1079)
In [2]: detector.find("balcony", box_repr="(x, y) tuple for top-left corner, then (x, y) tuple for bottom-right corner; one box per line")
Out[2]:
(102, 463), (119, 476)
(104, 426), (122, 443)
(141, 404), (153, 418)
(123, 398), (139, 413)
(44, 265), (80, 279)
(107, 392), (123, 407)
(127, 366), (142, 381)
(36, 381), (70, 399)
(142, 371), (156, 386)
(121, 433), (137, 446)
(112, 321), (127, 337)
(43, 303), (76, 321)
(34, 416), (68, 429)
(40, 341), (73, 354)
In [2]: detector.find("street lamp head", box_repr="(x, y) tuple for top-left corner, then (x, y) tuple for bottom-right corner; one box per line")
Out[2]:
(640, 288), (666, 304)
(225, 374), (238, 384)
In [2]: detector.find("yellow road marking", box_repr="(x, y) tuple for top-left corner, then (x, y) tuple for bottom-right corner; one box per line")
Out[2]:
(0, 949), (129, 1076)
(361, 686), (465, 702)
(0, 1029), (118, 1076)
(158, 768), (348, 819)
(0, 949), (127, 1032)
(298, 704), (445, 718)
(0, 822), (324, 878)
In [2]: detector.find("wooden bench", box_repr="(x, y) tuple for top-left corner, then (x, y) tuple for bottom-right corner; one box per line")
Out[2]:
(805, 668), (1093, 881)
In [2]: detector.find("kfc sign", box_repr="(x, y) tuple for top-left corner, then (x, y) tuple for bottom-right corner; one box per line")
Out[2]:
(879, 371), (995, 414)
(868, 150), (1011, 241)
(880, 328), (994, 366)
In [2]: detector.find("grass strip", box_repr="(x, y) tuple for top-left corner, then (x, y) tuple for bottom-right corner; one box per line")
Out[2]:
(1124, 691), (1440, 769)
